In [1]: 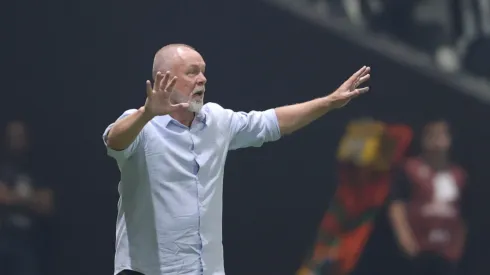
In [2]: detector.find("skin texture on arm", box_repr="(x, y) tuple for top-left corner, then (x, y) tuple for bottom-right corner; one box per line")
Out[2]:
(275, 96), (335, 135)
(275, 66), (371, 135)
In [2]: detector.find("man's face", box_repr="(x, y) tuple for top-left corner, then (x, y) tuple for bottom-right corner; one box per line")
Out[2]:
(422, 122), (451, 153)
(169, 48), (207, 113)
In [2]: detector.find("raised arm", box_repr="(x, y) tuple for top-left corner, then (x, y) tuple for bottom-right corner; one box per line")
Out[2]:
(275, 66), (370, 135)
(105, 108), (152, 151)
(105, 71), (188, 152)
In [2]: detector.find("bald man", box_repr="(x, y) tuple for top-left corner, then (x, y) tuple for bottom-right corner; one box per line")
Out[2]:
(103, 44), (371, 275)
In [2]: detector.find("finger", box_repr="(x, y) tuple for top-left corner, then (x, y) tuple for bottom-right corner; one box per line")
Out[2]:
(348, 66), (367, 83)
(170, 102), (190, 110)
(165, 76), (178, 93)
(356, 74), (371, 87)
(146, 80), (153, 97)
(159, 71), (171, 92)
(154, 72), (163, 91)
(344, 87), (369, 100)
(359, 66), (371, 77)
(356, 87), (370, 94)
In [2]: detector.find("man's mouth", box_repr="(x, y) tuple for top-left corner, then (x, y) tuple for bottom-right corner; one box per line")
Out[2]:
(193, 91), (204, 96)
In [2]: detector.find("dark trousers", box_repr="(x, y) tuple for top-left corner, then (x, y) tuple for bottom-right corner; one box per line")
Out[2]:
(118, 270), (145, 275)
(412, 252), (458, 275)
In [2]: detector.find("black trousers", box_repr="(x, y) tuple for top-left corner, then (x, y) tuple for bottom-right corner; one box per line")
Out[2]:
(117, 270), (145, 275)
(412, 252), (458, 275)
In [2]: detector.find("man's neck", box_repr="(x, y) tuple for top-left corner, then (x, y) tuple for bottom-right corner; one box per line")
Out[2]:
(170, 110), (195, 127)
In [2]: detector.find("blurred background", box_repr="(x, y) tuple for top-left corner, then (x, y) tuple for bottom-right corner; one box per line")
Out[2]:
(2, 0), (489, 275)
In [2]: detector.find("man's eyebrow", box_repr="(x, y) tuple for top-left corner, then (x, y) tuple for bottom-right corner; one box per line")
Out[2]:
(189, 63), (206, 69)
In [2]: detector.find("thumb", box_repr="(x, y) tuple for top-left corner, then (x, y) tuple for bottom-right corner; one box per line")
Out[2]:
(174, 102), (190, 109)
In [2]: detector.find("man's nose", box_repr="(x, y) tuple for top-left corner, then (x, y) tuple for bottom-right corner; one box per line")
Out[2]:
(197, 73), (207, 85)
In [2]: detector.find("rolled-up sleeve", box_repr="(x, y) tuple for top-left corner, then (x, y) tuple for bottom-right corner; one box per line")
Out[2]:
(228, 109), (281, 150)
(102, 109), (145, 161)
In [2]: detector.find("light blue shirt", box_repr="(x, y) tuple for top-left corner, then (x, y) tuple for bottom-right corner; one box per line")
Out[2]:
(103, 102), (281, 275)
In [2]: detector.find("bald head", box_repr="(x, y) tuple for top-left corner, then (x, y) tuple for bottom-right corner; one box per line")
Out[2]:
(152, 44), (196, 80)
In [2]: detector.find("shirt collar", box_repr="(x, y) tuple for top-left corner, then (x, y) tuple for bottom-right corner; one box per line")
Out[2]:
(158, 111), (208, 128)
(195, 111), (207, 125)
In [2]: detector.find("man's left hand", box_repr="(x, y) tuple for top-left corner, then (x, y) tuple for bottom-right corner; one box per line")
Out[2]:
(328, 66), (371, 109)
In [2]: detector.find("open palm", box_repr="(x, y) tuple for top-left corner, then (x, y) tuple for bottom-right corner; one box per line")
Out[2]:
(329, 66), (371, 109)
(144, 71), (189, 117)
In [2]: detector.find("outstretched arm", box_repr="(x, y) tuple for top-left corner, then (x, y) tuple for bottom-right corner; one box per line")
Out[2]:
(105, 71), (188, 155)
(276, 66), (370, 135)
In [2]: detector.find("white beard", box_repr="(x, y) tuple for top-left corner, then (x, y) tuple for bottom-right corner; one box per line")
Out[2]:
(188, 99), (203, 113)
(171, 90), (204, 113)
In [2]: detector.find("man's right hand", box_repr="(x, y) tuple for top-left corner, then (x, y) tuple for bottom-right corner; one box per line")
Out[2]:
(144, 71), (190, 117)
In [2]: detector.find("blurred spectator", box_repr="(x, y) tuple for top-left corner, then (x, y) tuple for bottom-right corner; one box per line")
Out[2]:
(297, 120), (413, 275)
(389, 119), (468, 275)
(0, 120), (54, 275)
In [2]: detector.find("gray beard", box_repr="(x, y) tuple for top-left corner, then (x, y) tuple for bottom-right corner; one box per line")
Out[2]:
(188, 100), (203, 113)
(171, 91), (203, 113)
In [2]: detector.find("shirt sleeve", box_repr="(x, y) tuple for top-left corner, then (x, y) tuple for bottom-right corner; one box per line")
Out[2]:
(227, 109), (281, 150)
(391, 169), (412, 202)
(102, 109), (146, 161)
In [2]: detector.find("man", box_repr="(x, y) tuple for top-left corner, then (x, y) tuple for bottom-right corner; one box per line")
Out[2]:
(103, 44), (370, 275)
(389, 119), (467, 275)
(0, 120), (54, 275)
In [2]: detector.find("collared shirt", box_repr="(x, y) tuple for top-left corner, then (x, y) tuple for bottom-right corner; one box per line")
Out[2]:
(103, 102), (281, 275)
